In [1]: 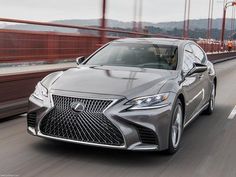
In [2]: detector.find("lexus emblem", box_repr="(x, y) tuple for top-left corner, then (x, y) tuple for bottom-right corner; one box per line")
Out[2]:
(71, 102), (85, 113)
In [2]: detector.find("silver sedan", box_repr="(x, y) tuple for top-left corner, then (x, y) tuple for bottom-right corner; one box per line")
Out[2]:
(27, 38), (217, 154)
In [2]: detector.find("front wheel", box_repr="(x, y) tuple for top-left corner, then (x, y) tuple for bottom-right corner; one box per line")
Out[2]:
(166, 99), (183, 154)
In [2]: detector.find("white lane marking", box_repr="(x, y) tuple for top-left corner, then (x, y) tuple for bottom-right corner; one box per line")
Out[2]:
(228, 105), (236, 120)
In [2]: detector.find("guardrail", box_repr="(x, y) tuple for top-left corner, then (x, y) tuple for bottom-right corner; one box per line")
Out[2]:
(0, 18), (184, 63)
(0, 28), (233, 63)
(0, 29), (118, 63)
(0, 18), (234, 64)
(0, 67), (71, 119)
(207, 52), (236, 61)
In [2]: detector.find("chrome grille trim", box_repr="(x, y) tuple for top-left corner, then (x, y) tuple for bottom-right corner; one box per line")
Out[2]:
(52, 95), (113, 113)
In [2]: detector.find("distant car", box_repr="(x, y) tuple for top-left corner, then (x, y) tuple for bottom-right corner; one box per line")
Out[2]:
(27, 38), (216, 154)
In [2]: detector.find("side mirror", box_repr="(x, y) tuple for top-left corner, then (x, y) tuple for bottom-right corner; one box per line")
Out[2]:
(76, 56), (86, 65)
(187, 63), (207, 76)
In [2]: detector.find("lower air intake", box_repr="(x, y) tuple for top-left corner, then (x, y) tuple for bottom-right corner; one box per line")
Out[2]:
(135, 125), (158, 145)
(27, 112), (37, 127)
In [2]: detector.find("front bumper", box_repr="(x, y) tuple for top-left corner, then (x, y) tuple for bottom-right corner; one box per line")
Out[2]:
(27, 90), (175, 151)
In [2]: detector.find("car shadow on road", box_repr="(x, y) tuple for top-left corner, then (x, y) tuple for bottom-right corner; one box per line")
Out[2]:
(31, 138), (173, 167)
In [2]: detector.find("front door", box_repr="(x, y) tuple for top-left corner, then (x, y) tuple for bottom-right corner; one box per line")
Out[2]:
(182, 44), (206, 124)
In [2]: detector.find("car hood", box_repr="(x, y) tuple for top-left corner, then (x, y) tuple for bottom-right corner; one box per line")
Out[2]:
(51, 65), (178, 99)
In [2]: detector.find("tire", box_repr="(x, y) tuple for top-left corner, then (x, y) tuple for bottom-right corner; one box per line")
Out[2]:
(204, 83), (216, 115)
(166, 99), (183, 154)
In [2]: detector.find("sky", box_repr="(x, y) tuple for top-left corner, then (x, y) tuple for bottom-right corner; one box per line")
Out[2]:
(0, 0), (231, 23)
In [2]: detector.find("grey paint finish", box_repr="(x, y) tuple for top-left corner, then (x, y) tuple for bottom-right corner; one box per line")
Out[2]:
(51, 66), (177, 100)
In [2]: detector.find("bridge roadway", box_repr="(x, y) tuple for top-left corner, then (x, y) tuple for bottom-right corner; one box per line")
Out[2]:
(0, 59), (236, 177)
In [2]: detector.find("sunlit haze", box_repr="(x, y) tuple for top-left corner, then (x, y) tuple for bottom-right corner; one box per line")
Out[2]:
(0, 0), (228, 23)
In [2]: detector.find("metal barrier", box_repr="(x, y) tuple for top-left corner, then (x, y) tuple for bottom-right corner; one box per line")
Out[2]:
(198, 41), (236, 53)
(0, 28), (232, 63)
(0, 18), (235, 64)
(0, 18), (201, 64)
(0, 18), (190, 63)
(0, 68), (71, 119)
(0, 29), (117, 63)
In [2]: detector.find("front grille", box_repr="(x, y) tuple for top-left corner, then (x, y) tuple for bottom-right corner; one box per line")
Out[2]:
(27, 112), (37, 127)
(39, 95), (124, 146)
(136, 125), (158, 145)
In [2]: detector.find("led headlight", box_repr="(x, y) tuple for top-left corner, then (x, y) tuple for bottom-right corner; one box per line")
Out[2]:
(125, 93), (170, 110)
(33, 82), (48, 101)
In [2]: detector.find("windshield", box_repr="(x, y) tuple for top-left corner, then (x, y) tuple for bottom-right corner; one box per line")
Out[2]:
(85, 42), (178, 70)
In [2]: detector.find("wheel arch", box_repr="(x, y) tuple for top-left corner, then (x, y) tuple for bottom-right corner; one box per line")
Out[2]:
(213, 77), (217, 96)
(177, 93), (185, 124)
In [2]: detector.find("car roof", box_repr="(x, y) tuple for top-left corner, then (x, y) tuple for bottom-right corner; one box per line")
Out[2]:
(112, 38), (190, 47)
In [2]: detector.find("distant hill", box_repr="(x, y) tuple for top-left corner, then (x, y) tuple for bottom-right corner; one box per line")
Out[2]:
(2, 19), (155, 33)
(1, 18), (235, 40)
(1, 18), (234, 32)
(155, 18), (224, 30)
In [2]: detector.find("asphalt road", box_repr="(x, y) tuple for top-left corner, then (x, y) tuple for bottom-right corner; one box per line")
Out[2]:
(0, 59), (236, 177)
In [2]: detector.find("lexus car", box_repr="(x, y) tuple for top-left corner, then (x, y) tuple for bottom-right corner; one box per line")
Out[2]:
(27, 38), (216, 154)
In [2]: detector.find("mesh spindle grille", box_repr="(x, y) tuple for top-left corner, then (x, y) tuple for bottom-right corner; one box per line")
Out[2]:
(40, 95), (124, 146)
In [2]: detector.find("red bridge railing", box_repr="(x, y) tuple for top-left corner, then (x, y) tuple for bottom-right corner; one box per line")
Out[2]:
(0, 18), (234, 63)
(0, 29), (117, 62)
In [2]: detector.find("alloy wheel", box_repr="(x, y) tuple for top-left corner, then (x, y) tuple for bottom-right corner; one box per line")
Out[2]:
(171, 105), (183, 148)
(210, 85), (215, 111)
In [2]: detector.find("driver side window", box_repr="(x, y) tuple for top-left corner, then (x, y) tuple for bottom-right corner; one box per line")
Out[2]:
(183, 44), (195, 73)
